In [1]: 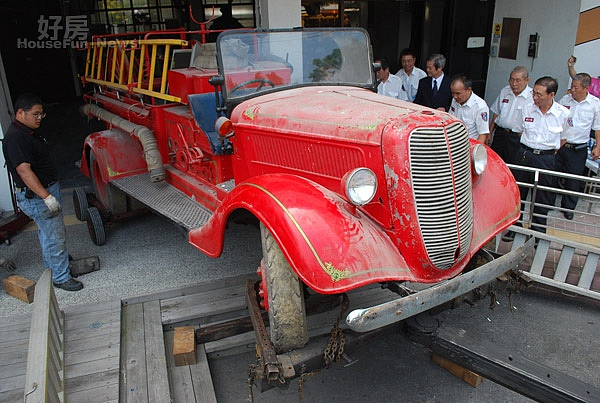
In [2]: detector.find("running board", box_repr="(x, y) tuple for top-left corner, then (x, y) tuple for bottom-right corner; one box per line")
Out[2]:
(112, 173), (212, 231)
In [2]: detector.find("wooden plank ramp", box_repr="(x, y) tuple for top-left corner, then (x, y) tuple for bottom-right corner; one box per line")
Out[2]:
(153, 276), (403, 402)
(120, 300), (170, 403)
(64, 299), (121, 403)
(118, 273), (257, 403)
(0, 298), (121, 403)
(0, 314), (31, 403)
(0, 272), (459, 402)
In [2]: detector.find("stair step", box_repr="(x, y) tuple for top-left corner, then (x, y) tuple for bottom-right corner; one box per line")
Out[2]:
(112, 173), (212, 230)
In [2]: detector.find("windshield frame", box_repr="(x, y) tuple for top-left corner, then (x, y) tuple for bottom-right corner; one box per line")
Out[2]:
(214, 27), (376, 106)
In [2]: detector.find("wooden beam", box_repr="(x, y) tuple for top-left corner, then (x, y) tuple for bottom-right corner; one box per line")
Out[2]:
(432, 353), (484, 387)
(173, 326), (196, 366)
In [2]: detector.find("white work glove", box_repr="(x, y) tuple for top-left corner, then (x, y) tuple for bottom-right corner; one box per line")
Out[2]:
(0, 257), (16, 272)
(43, 194), (61, 217)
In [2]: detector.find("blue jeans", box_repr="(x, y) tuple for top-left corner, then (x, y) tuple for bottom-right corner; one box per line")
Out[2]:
(15, 182), (71, 284)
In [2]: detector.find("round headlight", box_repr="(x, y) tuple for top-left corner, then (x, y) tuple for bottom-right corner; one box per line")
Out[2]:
(472, 144), (488, 176)
(343, 168), (377, 206)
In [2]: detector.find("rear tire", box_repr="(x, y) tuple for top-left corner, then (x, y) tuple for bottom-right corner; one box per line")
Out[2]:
(260, 223), (308, 353)
(86, 207), (106, 246)
(72, 187), (89, 221)
(89, 152), (127, 215)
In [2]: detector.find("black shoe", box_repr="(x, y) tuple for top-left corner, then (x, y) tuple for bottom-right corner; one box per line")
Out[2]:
(501, 230), (515, 242)
(563, 212), (574, 220)
(53, 278), (84, 291)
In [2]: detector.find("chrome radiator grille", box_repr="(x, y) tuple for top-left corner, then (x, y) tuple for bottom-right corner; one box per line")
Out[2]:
(409, 123), (473, 269)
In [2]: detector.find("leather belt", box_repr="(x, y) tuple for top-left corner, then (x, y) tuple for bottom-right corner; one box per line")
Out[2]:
(16, 180), (57, 193)
(563, 142), (587, 150)
(521, 145), (555, 155)
(495, 126), (513, 133)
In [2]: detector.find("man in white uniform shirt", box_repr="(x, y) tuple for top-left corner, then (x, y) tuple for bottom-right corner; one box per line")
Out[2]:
(449, 75), (490, 143)
(395, 48), (426, 102)
(505, 77), (571, 239)
(375, 57), (408, 100)
(489, 66), (533, 164)
(556, 73), (600, 219)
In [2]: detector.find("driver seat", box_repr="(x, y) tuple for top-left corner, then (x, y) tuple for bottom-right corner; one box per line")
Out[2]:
(188, 93), (229, 154)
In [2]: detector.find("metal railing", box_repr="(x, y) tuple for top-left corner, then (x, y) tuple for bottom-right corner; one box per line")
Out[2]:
(506, 160), (600, 244)
(23, 270), (65, 403)
(499, 159), (600, 300)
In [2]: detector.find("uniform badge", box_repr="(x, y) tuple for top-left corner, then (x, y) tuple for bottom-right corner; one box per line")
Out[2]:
(450, 106), (455, 112)
(524, 117), (534, 122)
(481, 112), (488, 122)
(502, 98), (509, 103)
(567, 117), (573, 127)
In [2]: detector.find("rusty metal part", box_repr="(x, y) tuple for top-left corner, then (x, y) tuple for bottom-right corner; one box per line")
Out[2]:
(346, 239), (535, 332)
(323, 293), (349, 366)
(245, 280), (286, 385)
(299, 293), (350, 402)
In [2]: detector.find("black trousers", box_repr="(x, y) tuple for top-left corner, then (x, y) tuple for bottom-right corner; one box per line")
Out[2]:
(513, 147), (556, 233)
(555, 144), (588, 210)
(491, 127), (521, 165)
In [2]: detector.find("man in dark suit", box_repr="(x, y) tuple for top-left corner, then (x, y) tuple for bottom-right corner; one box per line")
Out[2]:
(414, 53), (452, 111)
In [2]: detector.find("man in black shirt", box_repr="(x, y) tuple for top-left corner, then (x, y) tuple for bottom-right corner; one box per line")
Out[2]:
(2, 93), (83, 291)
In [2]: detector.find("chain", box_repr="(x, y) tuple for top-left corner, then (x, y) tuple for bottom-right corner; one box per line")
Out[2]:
(323, 293), (349, 366)
(488, 289), (498, 310)
(298, 368), (321, 403)
(247, 362), (256, 403)
(298, 293), (350, 402)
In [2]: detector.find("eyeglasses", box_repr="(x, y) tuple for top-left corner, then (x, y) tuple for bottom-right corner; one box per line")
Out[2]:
(26, 111), (46, 120)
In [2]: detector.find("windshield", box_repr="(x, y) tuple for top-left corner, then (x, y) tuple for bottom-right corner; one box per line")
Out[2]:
(216, 28), (375, 101)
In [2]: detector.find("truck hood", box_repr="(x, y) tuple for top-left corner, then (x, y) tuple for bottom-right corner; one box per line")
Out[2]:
(230, 86), (451, 143)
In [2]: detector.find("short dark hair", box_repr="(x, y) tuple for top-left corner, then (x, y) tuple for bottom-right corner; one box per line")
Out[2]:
(14, 93), (43, 112)
(535, 76), (558, 95)
(399, 48), (417, 59)
(375, 56), (390, 71)
(451, 74), (473, 90)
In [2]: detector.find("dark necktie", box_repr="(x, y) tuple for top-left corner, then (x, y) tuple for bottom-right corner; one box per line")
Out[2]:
(432, 79), (438, 97)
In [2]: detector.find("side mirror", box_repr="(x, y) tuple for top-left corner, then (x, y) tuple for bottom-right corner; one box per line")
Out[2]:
(209, 75), (225, 86)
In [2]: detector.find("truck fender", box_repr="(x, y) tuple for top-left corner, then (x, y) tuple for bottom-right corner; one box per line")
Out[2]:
(470, 145), (521, 250)
(189, 174), (416, 294)
(81, 129), (148, 183)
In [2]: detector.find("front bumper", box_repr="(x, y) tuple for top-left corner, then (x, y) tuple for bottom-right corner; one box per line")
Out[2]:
(346, 239), (534, 332)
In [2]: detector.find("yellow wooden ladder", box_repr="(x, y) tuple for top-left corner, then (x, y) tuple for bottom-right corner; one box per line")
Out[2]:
(83, 37), (188, 103)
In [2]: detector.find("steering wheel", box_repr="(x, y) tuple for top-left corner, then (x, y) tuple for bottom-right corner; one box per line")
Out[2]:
(230, 78), (275, 95)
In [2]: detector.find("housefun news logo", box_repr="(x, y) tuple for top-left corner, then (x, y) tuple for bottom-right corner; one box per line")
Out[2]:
(16, 15), (89, 49)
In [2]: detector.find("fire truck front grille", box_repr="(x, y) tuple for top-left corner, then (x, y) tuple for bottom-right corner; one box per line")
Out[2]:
(409, 123), (473, 270)
(252, 135), (364, 178)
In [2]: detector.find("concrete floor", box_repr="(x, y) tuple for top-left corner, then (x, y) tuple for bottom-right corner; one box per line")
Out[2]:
(0, 185), (262, 317)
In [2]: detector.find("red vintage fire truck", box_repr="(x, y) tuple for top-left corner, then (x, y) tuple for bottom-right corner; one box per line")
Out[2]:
(77, 27), (525, 353)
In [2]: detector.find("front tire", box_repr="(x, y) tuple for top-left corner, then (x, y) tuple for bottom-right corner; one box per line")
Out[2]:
(260, 223), (309, 353)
